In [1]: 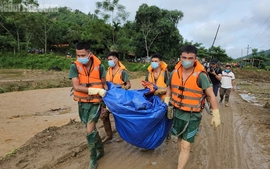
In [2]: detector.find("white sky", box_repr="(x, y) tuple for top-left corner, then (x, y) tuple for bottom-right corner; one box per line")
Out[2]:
(38, 0), (270, 59)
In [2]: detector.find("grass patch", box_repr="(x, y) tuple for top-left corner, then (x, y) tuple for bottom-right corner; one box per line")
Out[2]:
(5, 149), (17, 157)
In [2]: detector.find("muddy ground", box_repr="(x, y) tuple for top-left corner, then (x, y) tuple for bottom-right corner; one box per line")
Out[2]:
(0, 68), (270, 169)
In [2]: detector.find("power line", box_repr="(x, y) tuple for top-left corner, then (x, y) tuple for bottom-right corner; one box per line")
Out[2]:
(251, 13), (270, 46)
(257, 38), (270, 49)
(254, 24), (270, 48)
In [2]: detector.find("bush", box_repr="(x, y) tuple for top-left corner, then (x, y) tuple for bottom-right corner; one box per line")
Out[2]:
(0, 53), (73, 70)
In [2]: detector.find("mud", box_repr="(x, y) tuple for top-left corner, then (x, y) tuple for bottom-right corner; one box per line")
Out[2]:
(0, 70), (270, 169)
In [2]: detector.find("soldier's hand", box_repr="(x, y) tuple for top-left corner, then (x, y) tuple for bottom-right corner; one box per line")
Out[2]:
(210, 109), (221, 129)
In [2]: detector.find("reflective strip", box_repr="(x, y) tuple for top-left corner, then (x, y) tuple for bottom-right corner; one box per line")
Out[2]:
(171, 85), (203, 94)
(172, 92), (201, 101)
(187, 128), (198, 139)
(73, 95), (101, 101)
(80, 82), (102, 87)
(171, 98), (202, 109)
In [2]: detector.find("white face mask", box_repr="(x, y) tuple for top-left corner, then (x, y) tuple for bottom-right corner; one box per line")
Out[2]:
(182, 60), (194, 68)
(151, 62), (159, 69)
(108, 60), (116, 67)
(77, 53), (90, 65)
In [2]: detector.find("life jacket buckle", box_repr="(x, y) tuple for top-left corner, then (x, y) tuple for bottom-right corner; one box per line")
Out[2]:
(178, 94), (185, 99)
(178, 86), (185, 91)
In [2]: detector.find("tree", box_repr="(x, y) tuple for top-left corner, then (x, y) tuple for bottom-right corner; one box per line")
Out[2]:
(135, 4), (183, 58)
(0, 0), (39, 53)
(81, 18), (112, 55)
(252, 48), (258, 57)
(208, 46), (232, 62)
(114, 21), (138, 59)
(95, 0), (130, 45)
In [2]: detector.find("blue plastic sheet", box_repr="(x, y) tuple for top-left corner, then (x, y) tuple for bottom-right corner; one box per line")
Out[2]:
(102, 82), (173, 149)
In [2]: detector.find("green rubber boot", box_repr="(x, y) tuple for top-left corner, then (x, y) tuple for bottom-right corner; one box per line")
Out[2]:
(87, 131), (98, 169)
(95, 131), (104, 160)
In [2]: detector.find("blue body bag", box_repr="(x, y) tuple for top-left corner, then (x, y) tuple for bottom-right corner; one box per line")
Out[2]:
(102, 82), (173, 149)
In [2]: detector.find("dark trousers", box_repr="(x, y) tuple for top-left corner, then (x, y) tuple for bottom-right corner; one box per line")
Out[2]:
(212, 84), (219, 97)
(219, 87), (232, 102)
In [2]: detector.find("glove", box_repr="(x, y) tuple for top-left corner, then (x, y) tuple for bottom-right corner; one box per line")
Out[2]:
(121, 85), (129, 90)
(154, 88), (166, 95)
(98, 89), (106, 97)
(167, 106), (174, 119)
(88, 88), (106, 97)
(210, 109), (221, 129)
(164, 97), (171, 106)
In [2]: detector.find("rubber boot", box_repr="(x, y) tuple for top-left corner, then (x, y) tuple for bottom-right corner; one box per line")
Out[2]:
(102, 115), (113, 143)
(166, 129), (172, 142)
(95, 131), (104, 160)
(87, 131), (98, 169)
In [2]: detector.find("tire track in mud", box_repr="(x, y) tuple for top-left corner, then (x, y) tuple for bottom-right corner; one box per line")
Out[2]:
(187, 92), (240, 169)
(233, 93), (270, 169)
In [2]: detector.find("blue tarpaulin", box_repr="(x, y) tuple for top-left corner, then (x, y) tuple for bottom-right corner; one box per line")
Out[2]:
(102, 82), (173, 149)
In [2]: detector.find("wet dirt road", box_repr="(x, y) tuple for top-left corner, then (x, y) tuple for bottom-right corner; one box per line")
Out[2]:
(0, 77), (269, 169)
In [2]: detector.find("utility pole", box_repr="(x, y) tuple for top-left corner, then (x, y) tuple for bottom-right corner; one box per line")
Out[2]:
(246, 45), (251, 57)
(209, 24), (220, 60)
(211, 24), (220, 48)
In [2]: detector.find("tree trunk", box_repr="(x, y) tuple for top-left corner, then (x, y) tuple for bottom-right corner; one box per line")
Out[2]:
(44, 24), (47, 53)
(17, 29), (20, 53)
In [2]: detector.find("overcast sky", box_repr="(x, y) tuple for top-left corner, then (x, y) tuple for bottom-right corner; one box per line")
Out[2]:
(38, 0), (270, 59)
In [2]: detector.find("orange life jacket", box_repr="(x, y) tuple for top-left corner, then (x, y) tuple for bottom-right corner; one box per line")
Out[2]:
(170, 60), (206, 112)
(147, 61), (168, 100)
(73, 55), (103, 103)
(106, 61), (127, 85)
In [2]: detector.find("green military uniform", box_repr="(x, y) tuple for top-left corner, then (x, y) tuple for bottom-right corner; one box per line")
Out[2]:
(167, 72), (212, 143)
(120, 70), (130, 84)
(69, 62), (106, 169)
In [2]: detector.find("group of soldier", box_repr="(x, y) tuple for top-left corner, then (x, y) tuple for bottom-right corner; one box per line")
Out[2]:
(69, 41), (235, 169)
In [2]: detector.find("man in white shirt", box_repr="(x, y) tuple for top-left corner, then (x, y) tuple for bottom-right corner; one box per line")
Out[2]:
(219, 64), (236, 107)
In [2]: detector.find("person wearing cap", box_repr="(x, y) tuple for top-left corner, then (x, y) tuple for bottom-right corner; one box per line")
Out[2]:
(165, 45), (220, 169)
(219, 63), (236, 107)
(100, 51), (131, 143)
(206, 58), (222, 96)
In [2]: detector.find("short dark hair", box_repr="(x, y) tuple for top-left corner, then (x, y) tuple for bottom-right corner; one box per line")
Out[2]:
(75, 41), (91, 51)
(107, 51), (119, 58)
(225, 64), (232, 68)
(181, 45), (197, 55)
(151, 53), (163, 61)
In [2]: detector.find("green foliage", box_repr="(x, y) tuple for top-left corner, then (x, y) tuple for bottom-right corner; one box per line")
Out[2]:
(135, 4), (183, 58)
(118, 61), (149, 72)
(95, 0), (130, 24)
(0, 0), (242, 64)
(0, 53), (151, 72)
(5, 149), (17, 157)
(0, 53), (73, 70)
